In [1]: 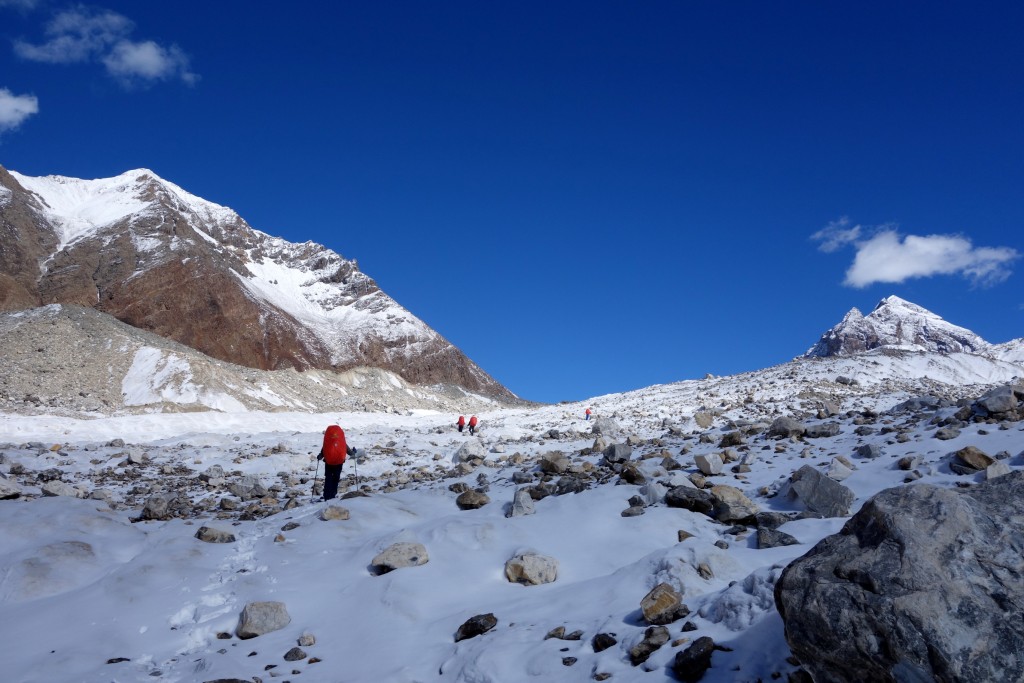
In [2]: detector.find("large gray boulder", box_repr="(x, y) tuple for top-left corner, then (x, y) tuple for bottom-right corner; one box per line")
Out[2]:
(975, 384), (1021, 415)
(789, 464), (855, 517)
(236, 601), (291, 639)
(508, 488), (535, 517)
(768, 416), (806, 439)
(371, 542), (429, 575)
(591, 417), (621, 436)
(775, 471), (1024, 683)
(709, 485), (759, 523)
(0, 475), (22, 499)
(453, 439), (487, 463)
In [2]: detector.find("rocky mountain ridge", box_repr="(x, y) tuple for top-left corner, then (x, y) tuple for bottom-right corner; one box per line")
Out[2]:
(804, 294), (995, 358)
(0, 165), (514, 400)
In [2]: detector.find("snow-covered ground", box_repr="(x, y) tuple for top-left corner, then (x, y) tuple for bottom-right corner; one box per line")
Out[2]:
(2, 363), (1022, 683)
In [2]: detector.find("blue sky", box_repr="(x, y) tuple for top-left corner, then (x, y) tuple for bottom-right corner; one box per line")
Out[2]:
(1, 1), (1022, 403)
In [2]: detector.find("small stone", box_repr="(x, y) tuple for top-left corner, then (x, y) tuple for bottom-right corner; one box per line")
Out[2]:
(455, 613), (497, 642)
(283, 647), (306, 662)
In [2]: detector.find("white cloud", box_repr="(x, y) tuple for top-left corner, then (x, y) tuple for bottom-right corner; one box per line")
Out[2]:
(14, 7), (133, 63)
(0, 87), (39, 132)
(13, 6), (197, 85)
(810, 216), (863, 253)
(0, 0), (41, 10)
(103, 40), (198, 85)
(842, 229), (1019, 288)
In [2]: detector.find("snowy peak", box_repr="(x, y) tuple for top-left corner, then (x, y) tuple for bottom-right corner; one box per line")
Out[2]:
(805, 296), (990, 358)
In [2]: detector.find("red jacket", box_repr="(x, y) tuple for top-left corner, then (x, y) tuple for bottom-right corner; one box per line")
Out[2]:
(321, 425), (350, 466)
(457, 416), (466, 426)
(468, 416), (478, 427)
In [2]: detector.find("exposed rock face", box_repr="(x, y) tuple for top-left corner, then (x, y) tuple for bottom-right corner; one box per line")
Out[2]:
(0, 166), (514, 400)
(775, 471), (1024, 683)
(805, 295), (989, 357)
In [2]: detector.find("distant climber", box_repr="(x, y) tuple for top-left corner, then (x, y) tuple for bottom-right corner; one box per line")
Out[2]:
(457, 415), (466, 433)
(585, 407), (592, 421)
(468, 415), (478, 435)
(317, 424), (356, 501)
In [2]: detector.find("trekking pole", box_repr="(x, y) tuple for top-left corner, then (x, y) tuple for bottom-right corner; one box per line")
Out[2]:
(353, 449), (359, 487)
(312, 458), (321, 502)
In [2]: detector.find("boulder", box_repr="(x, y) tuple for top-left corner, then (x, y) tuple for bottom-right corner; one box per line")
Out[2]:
(673, 636), (716, 682)
(805, 422), (841, 438)
(641, 582), (685, 625)
(509, 488), (535, 517)
(456, 490), (490, 510)
(371, 542), (429, 574)
(710, 485), (759, 523)
(0, 475), (23, 499)
(591, 417), (621, 436)
(693, 411), (714, 429)
(975, 385), (1020, 415)
(602, 443), (632, 466)
(694, 453), (723, 476)
(505, 552), (558, 586)
(718, 431), (745, 447)
(826, 458), (854, 481)
(789, 465), (855, 517)
(320, 504), (350, 521)
(199, 464), (226, 483)
(455, 613), (497, 642)
(638, 482), (667, 507)
(538, 451), (571, 474)
(592, 632), (617, 653)
(986, 460), (1012, 480)
(228, 474), (268, 501)
(768, 417), (805, 439)
(139, 492), (190, 520)
(757, 527), (800, 549)
(953, 445), (995, 471)
(236, 601), (291, 639)
(453, 439), (487, 463)
(41, 480), (81, 498)
(775, 471), (1024, 683)
(629, 625), (670, 666)
(195, 526), (236, 543)
(855, 444), (882, 459)
(665, 486), (714, 515)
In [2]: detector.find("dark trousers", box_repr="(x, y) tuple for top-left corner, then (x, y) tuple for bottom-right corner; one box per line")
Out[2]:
(324, 462), (343, 500)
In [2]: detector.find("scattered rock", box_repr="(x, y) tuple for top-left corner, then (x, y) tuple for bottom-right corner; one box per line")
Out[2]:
(673, 636), (716, 682)
(283, 647), (306, 661)
(641, 582), (685, 625)
(710, 485), (759, 523)
(320, 504), (350, 521)
(455, 490), (490, 510)
(195, 526), (237, 543)
(953, 445), (995, 471)
(666, 486), (714, 515)
(508, 488), (535, 517)
(455, 613), (497, 641)
(768, 417), (805, 439)
(757, 527), (800, 549)
(591, 632), (617, 652)
(694, 453), (723, 476)
(629, 625), (670, 665)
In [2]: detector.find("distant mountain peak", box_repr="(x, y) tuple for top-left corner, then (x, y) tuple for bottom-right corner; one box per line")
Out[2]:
(805, 295), (989, 358)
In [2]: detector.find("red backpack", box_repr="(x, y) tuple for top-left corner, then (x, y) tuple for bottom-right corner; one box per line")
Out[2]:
(321, 425), (349, 465)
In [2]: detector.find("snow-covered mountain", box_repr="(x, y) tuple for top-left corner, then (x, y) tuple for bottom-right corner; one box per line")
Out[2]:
(804, 295), (991, 358)
(0, 165), (514, 400)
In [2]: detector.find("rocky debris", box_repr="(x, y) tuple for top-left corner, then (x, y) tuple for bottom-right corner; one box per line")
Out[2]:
(757, 528), (799, 549)
(673, 636), (716, 682)
(591, 632), (617, 652)
(788, 465), (855, 517)
(629, 625), (670, 665)
(694, 453), (723, 475)
(709, 485), (759, 523)
(456, 489), (490, 510)
(455, 613), (497, 642)
(768, 417), (805, 439)
(319, 504), (350, 521)
(508, 488), (535, 517)
(641, 582), (686, 625)
(195, 526), (236, 543)
(236, 601), (291, 639)
(776, 471), (1024, 683)
(227, 474), (268, 501)
(371, 542), (429, 575)
(199, 464), (226, 484)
